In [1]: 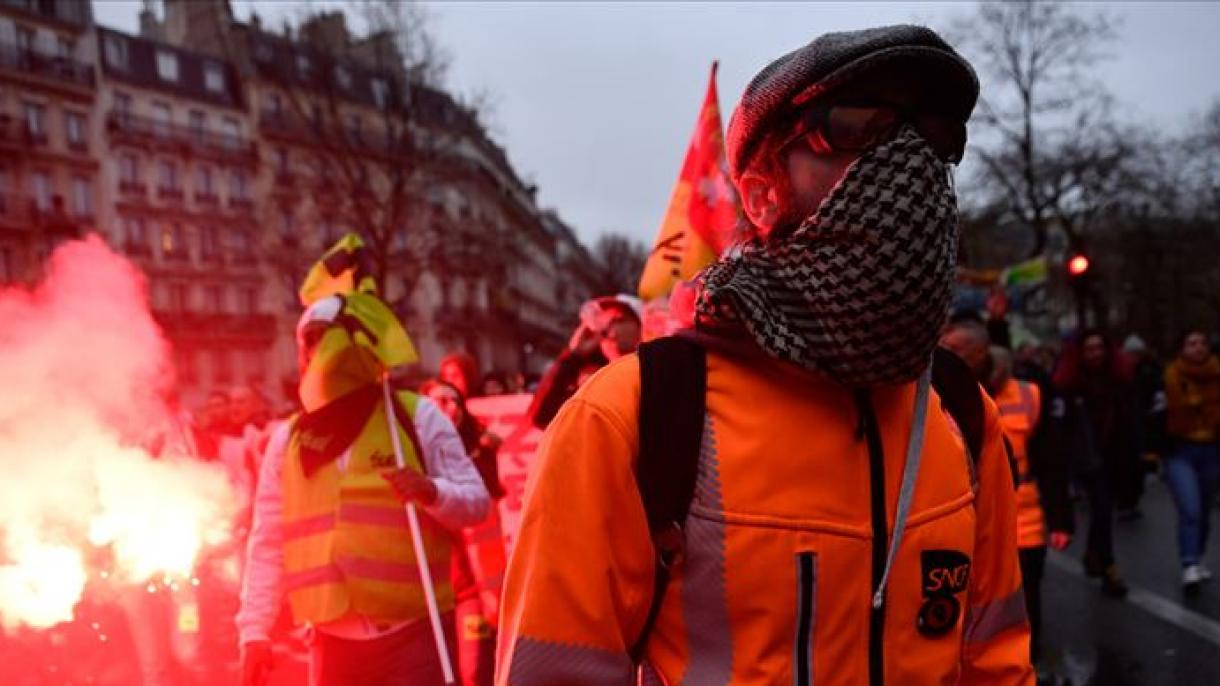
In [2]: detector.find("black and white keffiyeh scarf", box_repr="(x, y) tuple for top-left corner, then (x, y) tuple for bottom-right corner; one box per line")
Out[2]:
(695, 126), (958, 388)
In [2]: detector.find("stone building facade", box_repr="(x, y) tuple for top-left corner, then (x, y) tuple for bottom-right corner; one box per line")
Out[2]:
(0, 0), (600, 405)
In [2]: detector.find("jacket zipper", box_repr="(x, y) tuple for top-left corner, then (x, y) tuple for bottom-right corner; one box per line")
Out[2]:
(855, 390), (886, 686)
(795, 552), (815, 686)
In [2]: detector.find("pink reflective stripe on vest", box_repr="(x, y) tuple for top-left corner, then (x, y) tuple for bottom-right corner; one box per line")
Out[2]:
(337, 556), (448, 584)
(1018, 382), (1036, 422)
(339, 502), (410, 529)
(284, 564), (345, 591)
(283, 513), (336, 541)
(286, 556), (450, 591)
(998, 383), (1037, 423)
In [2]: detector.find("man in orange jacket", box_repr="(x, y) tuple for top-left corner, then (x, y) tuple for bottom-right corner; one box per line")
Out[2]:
(941, 320), (1072, 666)
(497, 26), (1033, 686)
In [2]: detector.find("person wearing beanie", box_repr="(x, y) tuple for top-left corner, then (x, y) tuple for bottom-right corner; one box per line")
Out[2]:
(496, 26), (1031, 686)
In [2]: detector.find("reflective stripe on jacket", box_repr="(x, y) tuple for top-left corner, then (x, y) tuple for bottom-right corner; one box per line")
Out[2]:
(496, 350), (1032, 686)
(282, 390), (453, 625)
(995, 379), (1045, 549)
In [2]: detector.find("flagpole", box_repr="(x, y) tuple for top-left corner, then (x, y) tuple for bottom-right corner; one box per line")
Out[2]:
(382, 373), (456, 685)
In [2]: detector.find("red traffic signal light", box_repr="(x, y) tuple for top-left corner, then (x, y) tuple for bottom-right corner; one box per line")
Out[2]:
(1067, 254), (1090, 277)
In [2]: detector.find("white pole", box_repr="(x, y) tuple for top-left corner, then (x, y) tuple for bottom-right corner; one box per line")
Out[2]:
(382, 374), (456, 685)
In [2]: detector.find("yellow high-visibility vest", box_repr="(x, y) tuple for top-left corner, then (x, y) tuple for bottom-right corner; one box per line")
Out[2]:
(281, 391), (453, 625)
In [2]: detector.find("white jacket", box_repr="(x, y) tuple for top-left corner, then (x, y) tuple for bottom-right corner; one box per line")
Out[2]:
(236, 397), (489, 644)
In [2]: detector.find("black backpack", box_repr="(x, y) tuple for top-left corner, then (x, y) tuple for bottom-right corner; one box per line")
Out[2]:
(629, 336), (986, 661)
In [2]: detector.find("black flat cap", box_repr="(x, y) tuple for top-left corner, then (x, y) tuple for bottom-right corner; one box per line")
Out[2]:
(726, 24), (979, 183)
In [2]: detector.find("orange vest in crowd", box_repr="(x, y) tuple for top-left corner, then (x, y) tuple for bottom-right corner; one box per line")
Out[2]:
(994, 378), (1045, 550)
(462, 504), (508, 627)
(497, 351), (1032, 686)
(281, 391), (453, 626)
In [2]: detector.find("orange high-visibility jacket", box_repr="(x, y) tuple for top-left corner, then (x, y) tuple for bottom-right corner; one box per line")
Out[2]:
(993, 378), (1045, 550)
(497, 348), (1032, 686)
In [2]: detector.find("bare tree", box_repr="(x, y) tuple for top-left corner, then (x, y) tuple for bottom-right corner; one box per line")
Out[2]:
(591, 233), (648, 296)
(952, 1), (1126, 257)
(249, 0), (491, 319)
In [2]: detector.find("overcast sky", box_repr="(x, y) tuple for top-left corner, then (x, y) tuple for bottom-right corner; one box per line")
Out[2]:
(95, 1), (1220, 248)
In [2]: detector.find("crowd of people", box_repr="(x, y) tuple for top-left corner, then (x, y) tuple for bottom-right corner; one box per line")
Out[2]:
(121, 22), (1220, 686)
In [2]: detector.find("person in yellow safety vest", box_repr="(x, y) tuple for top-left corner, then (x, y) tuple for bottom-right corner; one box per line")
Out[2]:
(238, 235), (490, 686)
(496, 26), (1033, 686)
(940, 321), (1073, 666)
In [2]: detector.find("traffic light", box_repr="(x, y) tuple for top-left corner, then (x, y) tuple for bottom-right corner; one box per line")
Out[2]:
(1067, 254), (1090, 278)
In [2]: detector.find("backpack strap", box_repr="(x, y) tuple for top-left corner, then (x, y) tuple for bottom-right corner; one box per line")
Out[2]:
(930, 346), (985, 468)
(631, 336), (707, 663)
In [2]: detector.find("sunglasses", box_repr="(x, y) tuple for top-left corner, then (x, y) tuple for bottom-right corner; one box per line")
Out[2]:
(782, 102), (966, 163)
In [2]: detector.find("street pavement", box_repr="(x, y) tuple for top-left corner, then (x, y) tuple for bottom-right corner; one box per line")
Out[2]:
(1039, 475), (1220, 685)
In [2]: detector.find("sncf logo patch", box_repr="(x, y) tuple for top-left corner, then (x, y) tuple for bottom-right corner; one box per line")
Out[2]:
(918, 550), (970, 637)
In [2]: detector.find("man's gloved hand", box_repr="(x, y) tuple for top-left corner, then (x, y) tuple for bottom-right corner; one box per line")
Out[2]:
(1049, 531), (1072, 551)
(241, 640), (274, 686)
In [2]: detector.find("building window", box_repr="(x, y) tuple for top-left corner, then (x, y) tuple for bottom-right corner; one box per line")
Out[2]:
(213, 349), (231, 383)
(371, 78), (388, 109)
(334, 64), (352, 90)
(159, 160), (179, 191)
(204, 63), (225, 93)
(278, 211), (294, 240)
(200, 225), (220, 258)
(238, 287), (257, 314)
(230, 170), (249, 201)
(162, 224), (186, 258)
(124, 216), (147, 250)
(57, 37), (74, 59)
(170, 283), (189, 312)
(156, 50), (179, 82)
(266, 92), (283, 117)
(177, 348), (198, 385)
(0, 246), (13, 282)
(119, 154), (140, 184)
(348, 114), (363, 141)
(204, 285), (224, 313)
(244, 349), (265, 384)
(253, 41), (273, 63)
(152, 102), (171, 137)
(231, 229), (251, 254)
(31, 172), (52, 212)
(296, 53), (311, 79)
(188, 110), (205, 142)
(104, 34), (129, 70)
(112, 92), (132, 127)
(274, 147), (289, 175)
(71, 176), (91, 217)
(65, 111), (85, 149)
(196, 165), (213, 195)
(16, 26), (33, 54)
(23, 102), (45, 139)
(222, 117), (241, 149)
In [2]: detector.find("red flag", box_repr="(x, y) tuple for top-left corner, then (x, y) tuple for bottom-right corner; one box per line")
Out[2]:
(638, 61), (739, 302)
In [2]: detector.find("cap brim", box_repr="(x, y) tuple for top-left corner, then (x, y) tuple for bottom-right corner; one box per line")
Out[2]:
(792, 45), (979, 122)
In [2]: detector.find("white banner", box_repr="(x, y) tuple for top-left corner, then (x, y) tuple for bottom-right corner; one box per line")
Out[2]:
(466, 394), (542, 557)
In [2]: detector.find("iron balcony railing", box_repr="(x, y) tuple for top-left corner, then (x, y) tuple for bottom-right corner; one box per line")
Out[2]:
(106, 111), (257, 160)
(0, 43), (95, 88)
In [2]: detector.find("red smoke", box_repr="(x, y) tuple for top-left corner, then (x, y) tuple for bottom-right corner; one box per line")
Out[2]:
(0, 236), (237, 630)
